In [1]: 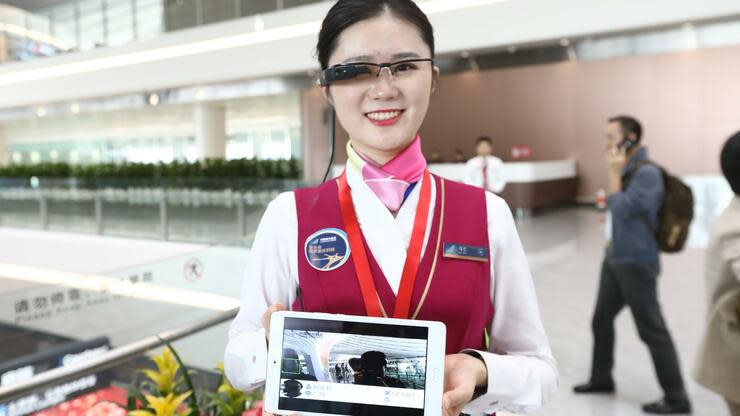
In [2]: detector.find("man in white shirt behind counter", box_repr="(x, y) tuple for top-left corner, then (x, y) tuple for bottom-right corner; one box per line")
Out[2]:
(464, 136), (507, 194)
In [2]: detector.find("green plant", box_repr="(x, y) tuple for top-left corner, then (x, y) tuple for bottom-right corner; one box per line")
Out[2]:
(0, 158), (301, 186)
(203, 363), (253, 416)
(127, 343), (262, 416)
(127, 345), (198, 416)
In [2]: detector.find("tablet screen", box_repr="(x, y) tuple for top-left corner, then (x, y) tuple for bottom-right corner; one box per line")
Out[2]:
(278, 317), (429, 416)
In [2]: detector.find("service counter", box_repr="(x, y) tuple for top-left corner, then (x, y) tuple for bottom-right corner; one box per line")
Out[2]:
(429, 159), (578, 214)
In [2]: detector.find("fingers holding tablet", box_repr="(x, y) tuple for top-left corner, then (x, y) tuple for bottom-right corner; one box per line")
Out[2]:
(441, 353), (488, 416)
(262, 303), (286, 341)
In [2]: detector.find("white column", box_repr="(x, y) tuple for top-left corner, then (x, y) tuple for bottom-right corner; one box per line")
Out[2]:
(0, 124), (9, 166)
(194, 103), (226, 159)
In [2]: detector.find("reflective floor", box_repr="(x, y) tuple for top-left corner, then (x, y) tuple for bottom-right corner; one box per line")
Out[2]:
(518, 208), (729, 416)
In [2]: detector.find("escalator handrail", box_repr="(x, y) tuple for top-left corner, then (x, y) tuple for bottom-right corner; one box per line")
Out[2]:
(0, 307), (238, 403)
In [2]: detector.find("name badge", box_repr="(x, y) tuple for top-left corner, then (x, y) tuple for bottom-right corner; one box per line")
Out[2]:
(443, 243), (489, 262)
(304, 228), (351, 271)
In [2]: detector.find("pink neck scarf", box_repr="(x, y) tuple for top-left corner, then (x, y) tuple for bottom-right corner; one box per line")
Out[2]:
(346, 135), (427, 212)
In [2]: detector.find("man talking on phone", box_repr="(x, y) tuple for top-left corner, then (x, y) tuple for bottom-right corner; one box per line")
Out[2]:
(573, 116), (692, 414)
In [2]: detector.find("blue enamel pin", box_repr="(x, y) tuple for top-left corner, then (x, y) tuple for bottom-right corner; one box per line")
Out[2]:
(304, 228), (351, 271)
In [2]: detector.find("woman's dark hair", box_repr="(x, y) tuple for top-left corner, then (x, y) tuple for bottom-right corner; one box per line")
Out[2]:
(721, 131), (740, 195)
(317, 0), (435, 69)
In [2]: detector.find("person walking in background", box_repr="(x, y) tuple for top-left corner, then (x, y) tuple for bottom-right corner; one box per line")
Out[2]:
(694, 131), (740, 416)
(464, 136), (506, 193)
(573, 116), (692, 414)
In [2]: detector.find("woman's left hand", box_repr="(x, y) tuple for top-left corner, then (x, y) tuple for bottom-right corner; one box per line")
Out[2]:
(442, 353), (488, 416)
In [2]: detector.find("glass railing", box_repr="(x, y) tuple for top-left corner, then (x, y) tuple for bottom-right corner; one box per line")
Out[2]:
(0, 308), (246, 416)
(0, 247), (252, 415)
(0, 178), (305, 246)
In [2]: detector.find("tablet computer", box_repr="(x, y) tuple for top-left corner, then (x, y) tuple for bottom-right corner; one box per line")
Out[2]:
(264, 311), (446, 416)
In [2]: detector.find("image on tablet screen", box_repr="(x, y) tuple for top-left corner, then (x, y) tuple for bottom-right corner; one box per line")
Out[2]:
(278, 317), (429, 416)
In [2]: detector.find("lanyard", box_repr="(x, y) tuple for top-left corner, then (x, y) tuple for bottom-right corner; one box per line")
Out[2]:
(337, 169), (433, 318)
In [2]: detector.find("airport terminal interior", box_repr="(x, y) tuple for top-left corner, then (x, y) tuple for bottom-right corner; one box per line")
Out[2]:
(0, 0), (739, 415)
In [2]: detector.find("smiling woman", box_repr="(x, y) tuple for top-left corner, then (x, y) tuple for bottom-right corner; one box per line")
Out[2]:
(224, 2), (558, 416)
(317, 1), (438, 164)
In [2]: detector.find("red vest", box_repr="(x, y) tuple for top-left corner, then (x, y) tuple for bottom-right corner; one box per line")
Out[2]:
(293, 174), (494, 354)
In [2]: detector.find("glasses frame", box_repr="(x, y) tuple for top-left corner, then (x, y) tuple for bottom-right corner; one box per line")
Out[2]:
(318, 58), (434, 86)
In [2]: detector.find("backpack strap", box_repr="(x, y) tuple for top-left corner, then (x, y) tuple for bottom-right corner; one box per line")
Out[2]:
(620, 159), (664, 235)
(621, 159), (660, 191)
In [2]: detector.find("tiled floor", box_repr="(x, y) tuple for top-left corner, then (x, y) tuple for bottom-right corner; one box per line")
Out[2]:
(517, 207), (729, 416)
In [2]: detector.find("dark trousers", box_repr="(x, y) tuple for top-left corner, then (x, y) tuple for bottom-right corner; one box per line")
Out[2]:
(589, 259), (688, 401)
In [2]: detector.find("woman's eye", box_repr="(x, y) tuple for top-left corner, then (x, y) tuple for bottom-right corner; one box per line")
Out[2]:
(394, 63), (416, 72)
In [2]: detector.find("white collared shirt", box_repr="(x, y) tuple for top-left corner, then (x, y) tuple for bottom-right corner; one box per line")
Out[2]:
(224, 166), (558, 414)
(464, 155), (507, 193)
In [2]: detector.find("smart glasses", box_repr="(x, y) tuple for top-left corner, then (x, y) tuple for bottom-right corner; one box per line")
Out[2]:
(319, 58), (434, 86)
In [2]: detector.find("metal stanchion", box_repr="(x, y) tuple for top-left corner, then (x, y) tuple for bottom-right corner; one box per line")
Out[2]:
(237, 194), (246, 238)
(39, 194), (49, 230)
(94, 193), (103, 235)
(159, 192), (168, 241)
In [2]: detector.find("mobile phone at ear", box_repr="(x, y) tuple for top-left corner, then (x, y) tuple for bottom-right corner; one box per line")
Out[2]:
(619, 138), (636, 152)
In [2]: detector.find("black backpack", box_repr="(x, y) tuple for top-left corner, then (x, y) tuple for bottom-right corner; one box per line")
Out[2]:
(622, 161), (694, 253)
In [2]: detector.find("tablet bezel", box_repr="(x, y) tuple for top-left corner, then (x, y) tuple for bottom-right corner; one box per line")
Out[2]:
(264, 311), (446, 416)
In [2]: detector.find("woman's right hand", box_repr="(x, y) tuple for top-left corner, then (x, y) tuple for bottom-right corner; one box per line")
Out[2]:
(261, 303), (286, 341)
(261, 304), (296, 416)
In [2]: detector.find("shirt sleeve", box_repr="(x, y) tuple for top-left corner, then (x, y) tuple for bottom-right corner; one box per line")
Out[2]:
(608, 165), (663, 219)
(462, 193), (559, 415)
(224, 191), (297, 391)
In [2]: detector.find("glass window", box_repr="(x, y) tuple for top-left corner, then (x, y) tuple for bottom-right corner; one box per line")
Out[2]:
(290, 127), (301, 159)
(239, 0), (277, 17)
(203, 0), (236, 24)
(283, 0), (319, 9)
(226, 134), (253, 160)
(164, 0), (198, 32)
(47, 4), (77, 50)
(25, 14), (51, 36)
(77, 0), (105, 50)
(136, 0), (164, 40)
(106, 1), (135, 46)
(698, 21), (740, 48)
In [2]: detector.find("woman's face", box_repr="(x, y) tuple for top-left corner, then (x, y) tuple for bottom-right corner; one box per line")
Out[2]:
(324, 13), (439, 164)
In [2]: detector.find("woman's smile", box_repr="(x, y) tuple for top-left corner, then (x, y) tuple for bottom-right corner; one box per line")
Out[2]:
(365, 109), (405, 126)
